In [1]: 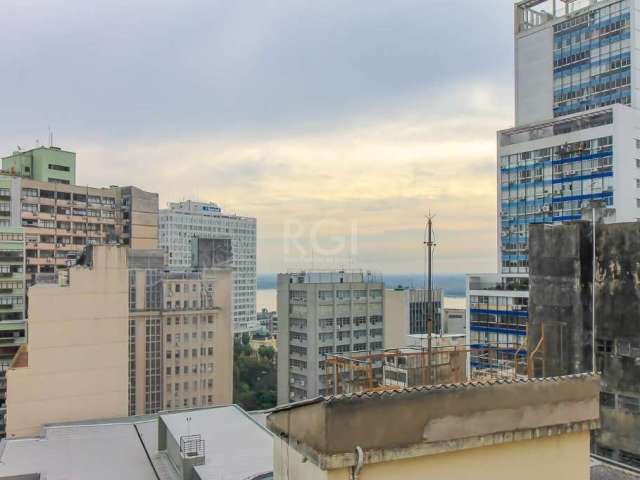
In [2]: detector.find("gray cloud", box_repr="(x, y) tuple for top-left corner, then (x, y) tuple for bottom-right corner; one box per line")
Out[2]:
(0, 0), (513, 146)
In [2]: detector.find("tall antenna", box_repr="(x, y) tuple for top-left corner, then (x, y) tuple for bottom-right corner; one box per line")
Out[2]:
(48, 126), (53, 147)
(424, 212), (436, 384)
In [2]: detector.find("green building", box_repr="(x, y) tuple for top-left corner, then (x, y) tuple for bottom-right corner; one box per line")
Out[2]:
(2, 146), (76, 185)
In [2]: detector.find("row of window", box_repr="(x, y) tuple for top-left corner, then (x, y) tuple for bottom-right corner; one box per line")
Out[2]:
(165, 347), (214, 359)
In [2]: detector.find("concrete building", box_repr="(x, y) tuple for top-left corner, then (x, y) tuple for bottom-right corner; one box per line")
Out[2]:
(127, 249), (234, 416)
(468, 0), (640, 372)
(2, 146), (76, 184)
(118, 186), (160, 250)
(0, 405), (274, 480)
(267, 373), (601, 480)
(5, 245), (129, 438)
(528, 220), (640, 467)
(159, 200), (257, 335)
(0, 146), (159, 279)
(383, 287), (442, 350)
(277, 271), (384, 404)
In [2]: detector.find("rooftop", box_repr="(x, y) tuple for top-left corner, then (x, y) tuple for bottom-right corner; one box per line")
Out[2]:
(0, 405), (274, 480)
(282, 270), (383, 285)
(267, 373), (600, 470)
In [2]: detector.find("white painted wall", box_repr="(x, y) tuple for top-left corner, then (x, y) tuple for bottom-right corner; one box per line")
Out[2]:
(515, 26), (554, 126)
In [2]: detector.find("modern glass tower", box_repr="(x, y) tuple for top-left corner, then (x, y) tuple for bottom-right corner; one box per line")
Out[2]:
(467, 0), (639, 374)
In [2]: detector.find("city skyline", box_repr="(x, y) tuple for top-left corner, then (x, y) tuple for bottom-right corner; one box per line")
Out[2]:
(0, 0), (515, 275)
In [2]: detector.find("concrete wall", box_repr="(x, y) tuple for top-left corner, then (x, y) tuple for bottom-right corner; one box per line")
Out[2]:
(383, 289), (409, 350)
(529, 221), (640, 462)
(515, 25), (554, 126)
(212, 269), (234, 405)
(275, 431), (591, 480)
(6, 246), (129, 437)
(268, 374), (599, 466)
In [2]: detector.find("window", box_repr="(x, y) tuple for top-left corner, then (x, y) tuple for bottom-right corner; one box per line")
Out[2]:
(48, 163), (70, 172)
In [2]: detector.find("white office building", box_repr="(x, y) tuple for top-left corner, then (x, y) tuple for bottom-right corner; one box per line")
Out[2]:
(159, 200), (257, 335)
(468, 0), (640, 372)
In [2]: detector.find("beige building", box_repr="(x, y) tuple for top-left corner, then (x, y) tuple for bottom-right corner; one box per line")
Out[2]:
(127, 250), (234, 415)
(0, 172), (158, 280)
(5, 245), (129, 438)
(268, 373), (600, 480)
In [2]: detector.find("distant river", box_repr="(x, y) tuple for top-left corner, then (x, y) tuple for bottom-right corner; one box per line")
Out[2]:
(256, 288), (466, 313)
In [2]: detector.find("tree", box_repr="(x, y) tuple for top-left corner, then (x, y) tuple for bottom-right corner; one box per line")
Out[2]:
(233, 339), (277, 410)
(257, 345), (276, 363)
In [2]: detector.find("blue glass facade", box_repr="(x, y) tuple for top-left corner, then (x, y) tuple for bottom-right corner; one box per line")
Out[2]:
(553, 1), (631, 117)
(500, 136), (613, 273)
(469, 297), (528, 369)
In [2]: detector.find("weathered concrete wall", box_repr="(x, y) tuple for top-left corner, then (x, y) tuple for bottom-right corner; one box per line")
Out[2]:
(529, 221), (640, 463)
(268, 374), (599, 470)
(529, 222), (592, 376)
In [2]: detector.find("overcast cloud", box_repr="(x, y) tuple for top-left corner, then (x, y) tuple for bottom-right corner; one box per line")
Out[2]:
(0, 0), (515, 274)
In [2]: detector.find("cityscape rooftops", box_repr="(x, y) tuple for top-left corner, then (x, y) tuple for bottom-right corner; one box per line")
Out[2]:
(0, 405), (274, 480)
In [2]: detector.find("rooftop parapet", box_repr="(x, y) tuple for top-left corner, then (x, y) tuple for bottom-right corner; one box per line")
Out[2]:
(267, 373), (600, 470)
(516, 0), (606, 33)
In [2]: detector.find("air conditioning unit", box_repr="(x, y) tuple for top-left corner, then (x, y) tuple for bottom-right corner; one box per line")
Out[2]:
(542, 205), (551, 213)
(568, 170), (577, 175)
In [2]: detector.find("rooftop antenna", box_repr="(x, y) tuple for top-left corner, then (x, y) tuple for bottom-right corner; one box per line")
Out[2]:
(48, 126), (53, 147)
(422, 212), (436, 385)
(186, 416), (192, 436)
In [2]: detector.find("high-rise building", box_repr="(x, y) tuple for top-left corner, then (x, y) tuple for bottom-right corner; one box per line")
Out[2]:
(126, 249), (234, 416)
(276, 271), (384, 404)
(468, 0), (638, 373)
(159, 200), (257, 335)
(0, 147), (159, 279)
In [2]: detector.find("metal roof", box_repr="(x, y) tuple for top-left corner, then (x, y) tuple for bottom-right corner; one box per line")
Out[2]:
(0, 405), (274, 480)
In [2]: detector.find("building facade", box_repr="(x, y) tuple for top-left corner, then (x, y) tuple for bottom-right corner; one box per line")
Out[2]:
(6, 245), (130, 438)
(127, 249), (234, 416)
(468, 0), (640, 374)
(159, 200), (257, 335)
(528, 221), (640, 467)
(2, 146), (76, 184)
(383, 288), (443, 350)
(276, 271), (384, 404)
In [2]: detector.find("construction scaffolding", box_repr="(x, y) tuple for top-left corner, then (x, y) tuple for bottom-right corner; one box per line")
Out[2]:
(322, 339), (543, 396)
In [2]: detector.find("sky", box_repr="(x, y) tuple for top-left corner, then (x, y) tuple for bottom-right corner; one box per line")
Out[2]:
(0, 0), (515, 275)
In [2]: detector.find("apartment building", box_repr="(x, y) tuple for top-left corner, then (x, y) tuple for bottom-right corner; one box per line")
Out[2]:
(467, 0), (640, 374)
(1, 146), (159, 281)
(127, 249), (233, 416)
(276, 271), (384, 404)
(6, 245), (130, 438)
(159, 200), (256, 335)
